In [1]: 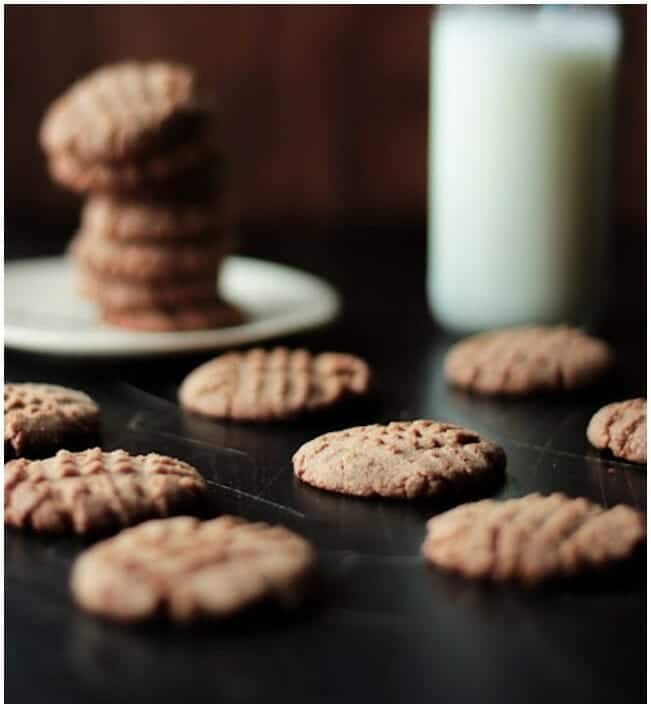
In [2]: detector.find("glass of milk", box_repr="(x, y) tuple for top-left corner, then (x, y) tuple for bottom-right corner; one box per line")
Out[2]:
(427, 6), (621, 333)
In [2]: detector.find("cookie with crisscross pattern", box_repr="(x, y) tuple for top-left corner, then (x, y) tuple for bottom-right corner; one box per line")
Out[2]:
(70, 515), (316, 622)
(179, 348), (370, 422)
(445, 325), (612, 396)
(587, 398), (646, 463)
(422, 493), (644, 584)
(4, 448), (206, 534)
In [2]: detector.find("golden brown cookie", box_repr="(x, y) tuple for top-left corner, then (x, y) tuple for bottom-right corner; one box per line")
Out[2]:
(445, 325), (613, 396)
(4, 448), (207, 535)
(101, 300), (244, 332)
(69, 228), (229, 283)
(293, 420), (505, 499)
(587, 398), (646, 464)
(81, 193), (224, 242)
(422, 493), (645, 585)
(70, 515), (316, 623)
(4, 383), (99, 458)
(40, 61), (203, 163)
(48, 138), (220, 195)
(179, 348), (371, 422)
(77, 269), (218, 310)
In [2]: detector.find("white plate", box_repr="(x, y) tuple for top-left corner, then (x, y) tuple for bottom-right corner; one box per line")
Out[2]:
(4, 256), (340, 357)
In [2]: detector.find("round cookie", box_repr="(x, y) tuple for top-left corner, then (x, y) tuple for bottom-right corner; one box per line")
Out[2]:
(4, 383), (99, 458)
(292, 420), (506, 499)
(81, 194), (224, 243)
(69, 228), (229, 283)
(101, 300), (244, 332)
(40, 61), (202, 163)
(4, 448), (207, 534)
(77, 269), (219, 310)
(587, 398), (646, 464)
(70, 515), (316, 623)
(422, 493), (645, 585)
(48, 138), (219, 195)
(445, 325), (613, 396)
(179, 347), (371, 422)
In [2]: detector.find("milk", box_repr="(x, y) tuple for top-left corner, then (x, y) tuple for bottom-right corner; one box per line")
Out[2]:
(427, 7), (621, 333)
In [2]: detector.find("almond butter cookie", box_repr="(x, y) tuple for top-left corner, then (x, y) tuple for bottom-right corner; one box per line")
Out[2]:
(179, 348), (371, 422)
(69, 228), (229, 283)
(81, 193), (224, 242)
(5, 448), (207, 534)
(77, 269), (218, 309)
(587, 398), (646, 464)
(422, 493), (645, 585)
(101, 300), (243, 332)
(445, 325), (613, 396)
(48, 137), (219, 195)
(293, 420), (505, 499)
(40, 61), (202, 164)
(70, 515), (316, 623)
(5, 383), (99, 458)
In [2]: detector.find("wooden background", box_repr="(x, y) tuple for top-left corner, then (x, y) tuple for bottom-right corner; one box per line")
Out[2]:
(5, 5), (646, 237)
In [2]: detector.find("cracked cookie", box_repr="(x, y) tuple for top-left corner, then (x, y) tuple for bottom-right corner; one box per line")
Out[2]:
(5, 383), (99, 458)
(293, 420), (505, 499)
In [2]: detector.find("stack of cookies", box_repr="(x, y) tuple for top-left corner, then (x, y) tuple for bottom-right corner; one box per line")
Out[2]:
(40, 61), (242, 331)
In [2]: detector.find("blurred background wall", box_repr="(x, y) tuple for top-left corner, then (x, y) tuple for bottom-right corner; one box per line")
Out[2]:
(5, 4), (646, 239)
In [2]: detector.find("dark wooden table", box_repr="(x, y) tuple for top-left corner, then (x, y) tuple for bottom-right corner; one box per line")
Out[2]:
(5, 222), (647, 702)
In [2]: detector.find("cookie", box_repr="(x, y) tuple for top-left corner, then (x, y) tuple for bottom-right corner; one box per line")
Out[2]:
(4, 448), (207, 535)
(77, 269), (218, 310)
(70, 515), (316, 623)
(48, 137), (220, 195)
(69, 228), (229, 283)
(445, 325), (613, 396)
(40, 61), (204, 163)
(422, 493), (645, 585)
(179, 348), (371, 422)
(4, 383), (99, 458)
(587, 398), (646, 464)
(102, 300), (244, 332)
(293, 420), (505, 499)
(81, 194), (224, 243)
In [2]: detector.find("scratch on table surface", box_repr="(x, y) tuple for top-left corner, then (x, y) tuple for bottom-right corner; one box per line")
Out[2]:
(126, 410), (150, 432)
(530, 410), (581, 476)
(377, 504), (396, 549)
(126, 415), (251, 459)
(118, 381), (177, 411)
(322, 549), (422, 565)
(623, 468), (641, 508)
(327, 607), (427, 627)
(251, 466), (285, 499)
(504, 436), (643, 471)
(204, 478), (307, 519)
(596, 465), (608, 507)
